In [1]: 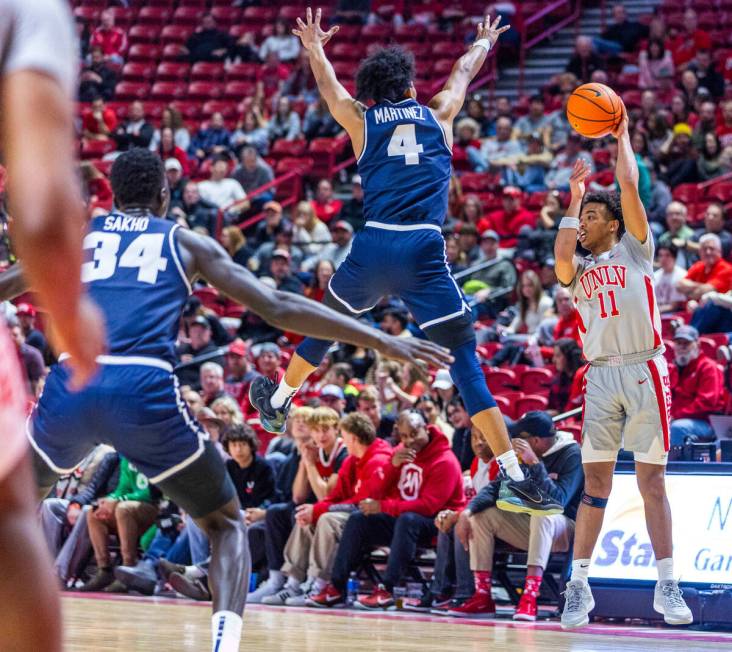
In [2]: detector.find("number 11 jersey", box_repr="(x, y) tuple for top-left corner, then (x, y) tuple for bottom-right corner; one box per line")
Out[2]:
(566, 232), (663, 362)
(357, 98), (452, 228)
(81, 213), (191, 364)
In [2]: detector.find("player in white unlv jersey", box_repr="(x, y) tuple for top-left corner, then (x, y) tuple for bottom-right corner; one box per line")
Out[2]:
(0, 1), (105, 650)
(554, 103), (692, 630)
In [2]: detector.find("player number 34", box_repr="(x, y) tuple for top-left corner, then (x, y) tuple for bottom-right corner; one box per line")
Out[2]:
(81, 232), (168, 284)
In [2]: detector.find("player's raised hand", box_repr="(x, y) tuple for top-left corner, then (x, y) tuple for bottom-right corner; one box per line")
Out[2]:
(292, 7), (339, 51)
(568, 157), (591, 203)
(379, 334), (454, 369)
(611, 98), (629, 140)
(476, 14), (510, 47)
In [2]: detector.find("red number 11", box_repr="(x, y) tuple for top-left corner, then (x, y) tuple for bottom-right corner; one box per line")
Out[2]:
(598, 289), (619, 319)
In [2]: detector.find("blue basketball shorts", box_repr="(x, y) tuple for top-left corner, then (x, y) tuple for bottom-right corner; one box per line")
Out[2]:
(29, 356), (207, 484)
(328, 223), (470, 329)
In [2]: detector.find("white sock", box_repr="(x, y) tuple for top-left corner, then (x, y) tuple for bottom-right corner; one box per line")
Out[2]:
(497, 449), (525, 482)
(186, 564), (206, 580)
(285, 576), (301, 590)
(571, 559), (591, 584)
(270, 379), (299, 409)
(267, 570), (284, 587)
(211, 611), (242, 652)
(312, 577), (327, 593)
(657, 557), (674, 582)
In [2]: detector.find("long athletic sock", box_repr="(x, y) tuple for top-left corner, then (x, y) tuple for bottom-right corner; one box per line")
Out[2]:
(497, 449), (525, 482)
(474, 570), (492, 595)
(656, 558), (674, 582)
(270, 379), (299, 409)
(571, 559), (591, 584)
(523, 575), (542, 596)
(211, 611), (242, 652)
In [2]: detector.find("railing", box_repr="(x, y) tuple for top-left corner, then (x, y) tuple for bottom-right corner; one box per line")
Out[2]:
(518, 0), (584, 94)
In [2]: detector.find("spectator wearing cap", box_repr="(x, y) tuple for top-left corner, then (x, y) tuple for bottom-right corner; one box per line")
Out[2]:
(467, 116), (522, 173)
(468, 230), (518, 318)
(669, 325), (724, 445)
(9, 323), (45, 396)
(446, 395), (474, 473)
(175, 316), (225, 390)
(451, 412), (582, 620)
(224, 339), (260, 407)
(292, 201), (332, 258)
(318, 384), (347, 416)
(268, 248), (305, 295)
(678, 233), (732, 302)
(545, 132), (595, 192)
(164, 159), (188, 208)
(170, 182), (218, 236)
(15, 303), (47, 359)
(453, 118), (482, 167)
(477, 187), (537, 248)
(431, 369), (456, 411)
(254, 219), (304, 273)
(197, 157), (250, 216)
(339, 175), (365, 232)
(232, 147), (275, 208)
(89, 9), (127, 65)
(252, 201), (285, 249)
(311, 179), (343, 224)
(181, 296), (230, 347)
(305, 220), (353, 271)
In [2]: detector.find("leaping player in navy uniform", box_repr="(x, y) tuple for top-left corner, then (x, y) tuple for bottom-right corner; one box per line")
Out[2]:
(0, 148), (451, 652)
(250, 8), (561, 516)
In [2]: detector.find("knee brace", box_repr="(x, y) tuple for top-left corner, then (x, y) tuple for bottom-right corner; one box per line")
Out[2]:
(581, 493), (608, 509)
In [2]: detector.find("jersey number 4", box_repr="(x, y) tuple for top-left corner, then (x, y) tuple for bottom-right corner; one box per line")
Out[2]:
(597, 289), (620, 319)
(82, 232), (168, 284)
(387, 124), (424, 166)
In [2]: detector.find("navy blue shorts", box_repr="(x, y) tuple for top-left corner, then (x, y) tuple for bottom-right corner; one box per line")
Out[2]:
(329, 224), (469, 329)
(30, 359), (206, 484)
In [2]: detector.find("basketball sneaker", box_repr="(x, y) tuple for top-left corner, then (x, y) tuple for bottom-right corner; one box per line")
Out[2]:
(247, 575), (285, 603)
(430, 597), (467, 615)
(168, 571), (211, 601)
(249, 376), (291, 434)
(560, 580), (595, 629)
(158, 559), (186, 581)
(401, 591), (451, 613)
(262, 585), (304, 606)
(446, 592), (496, 618)
(354, 584), (394, 610)
(653, 580), (693, 625)
(284, 579), (315, 607)
(114, 559), (157, 596)
(305, 584), (344, 608)
(496, 476), (563, 516)
(513, 592), (537, 621)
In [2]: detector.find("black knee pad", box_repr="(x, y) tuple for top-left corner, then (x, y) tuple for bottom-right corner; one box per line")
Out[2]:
(422, 310), (475, 351)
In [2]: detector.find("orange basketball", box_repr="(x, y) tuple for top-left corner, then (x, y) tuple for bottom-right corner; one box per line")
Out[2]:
(566, 83), (622, 139)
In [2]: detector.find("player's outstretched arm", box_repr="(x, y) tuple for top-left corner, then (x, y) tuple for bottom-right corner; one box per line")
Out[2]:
(554, 159), (591, 286)
(613, 101), (648, 243)
(293, 8), (364, 154)
(180, 230), (454, 368)
(428, 15), (509, 130)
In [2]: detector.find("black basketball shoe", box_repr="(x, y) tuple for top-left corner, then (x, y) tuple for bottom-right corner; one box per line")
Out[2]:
(249, 375), (291, 434)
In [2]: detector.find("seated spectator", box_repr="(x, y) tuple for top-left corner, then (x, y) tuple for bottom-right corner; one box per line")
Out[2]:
(697, 134), (730, 181)
(150, 106), (191, 153)
(456, 223), (481, 264)
(267, 96), (301, 142)
(338, 175), (365, 232)
(164, 158), (188, 208)
(79, 457), (158, 593)
(477, 186), (536, 246)
(565, 36), (604, 83)
(262, 413), (392, 606)
(175, 316), (225, 389)
(304, 220), (353, 270)
(303, 95), (341, 140)
(467, 116), (522, 172)
(198, 157), (250, 214)
(220, 225), (254, 269)
(304, 259), (336, 303)
(592, 3), (648, 55)
(253, 219), (304, 272)
(717, 100), (732, 150)
(157, 127), (189, 176)
(259, 19), (301, 63)
(282, 50), (319, 104)
(678, 234), (732, 302)
(318, 384), (347, 416)
(647, 167), (673, 227)
(293, 200), (332, 257)
(10, 323), (44, 396)
(447, 395), (474, 472)
(80, 161), (113, 215)
(113, 101), (154, 152)
(183, 13), (231, 63)
(693, 101), (721, 150)
(14, 302), (47, 358)
(532, 287), (580, 349)
(189, 113), (231, 162)
(445, 235), (467, 274)
(669, 326), (724, 445)
(545, 338), (585, 416)
(690, 283), (732, 336)
(222, 338), (259, 406)
(257, 52), (292, 98)
(545, 133), (594, 192)
(469, 229), (517, 318)
(688, 50), (725, 101)
(199, 362), (232, 407)
(232, 146), (274, 206)
(211, 396), (244, 430)
(655, 244), (688, 314)
(231, 108), (270, 157)
(311, 179), (342, 224)
(307, 410), (464, 609)
(502, 132), (552, 192)
(90, 9), (127, 65)
(82, 96), (117, 141)
(658, 201), (695, 268)
(252, 201), (285, 248)
(452, 412), (582, 619)
(170, 182), (218, 235)
(268, 249), (305, 294)
(454, 118), (482, 164)
(380, 308), (411, 339)
(356, 385), (396, 441)
(513, 96), (549, 144)
(506, 269), (554, 337)
(688, 203), (732, 260)
(79, 46), (117, 102)
(546, 92), (573, 152)
(670, 9), (711, 69)
(461, 97), (492, 138)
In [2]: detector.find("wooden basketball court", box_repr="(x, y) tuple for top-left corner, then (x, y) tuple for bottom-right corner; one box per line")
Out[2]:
(62, 595), (731, 651)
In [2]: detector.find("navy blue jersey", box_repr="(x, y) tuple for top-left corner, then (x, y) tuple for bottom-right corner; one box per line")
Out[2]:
(81, 213), (190, 363)
(357, 98), (452, 228)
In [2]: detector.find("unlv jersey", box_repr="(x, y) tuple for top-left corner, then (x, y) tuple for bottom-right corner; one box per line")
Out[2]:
(567, 232), (663, 362)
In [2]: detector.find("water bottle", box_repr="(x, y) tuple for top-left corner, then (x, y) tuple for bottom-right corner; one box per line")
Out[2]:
(346, 572), (359, 606)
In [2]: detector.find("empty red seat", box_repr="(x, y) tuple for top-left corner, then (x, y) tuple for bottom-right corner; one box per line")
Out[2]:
(128, 25), (159, 44)
(141, 101), (166, 121)
(485, 368), (518, 394)
(137, 6), (170, 24)
(74, 6), (100, 22)
(178, 0), (207, 6)
(271, 139), (308, 159)
(201, 100), (237, 120)
(191, 62), (225, 81)
(361, 24), (391, 44)
(699, 337), (719, 359)
(226, 63), (259, 81)
(80, 139), (117, 160)
(672, 182), (699, 205)
(520, 368), (553, 394)
(433, 41), (465, 58)
(127, 44), (161, 63)
(121, 62), (155, 82)
(114, 81), (151, 101)
(515, 394), (549, 418)
(394, 23), (426, 42)
(243, 6), (277, 22)
(279, 5), (310, 20)
(459, 172), (495, 192)
(331, 43), (363, 62)
(275, 157), (313, 174)
(156, 62), (191, 82)
(160, 25), (193, 44)
(170, 100), (202, 121)
(308, 138), (345, 179)
(161, 43), (187, 61)
(150, 81), (187, 102)
(223, 81), (257, 101)
(210, 7), (241, 24)
(186, 82), (223, 101)
(172, 7), (204, 25)
(493, 394), (511, 414)
(331, 61), (353, 78)
(704, 181), (732, 203)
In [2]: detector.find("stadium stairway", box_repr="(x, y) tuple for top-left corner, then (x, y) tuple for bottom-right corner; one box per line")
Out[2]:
(493, 0), (663, 102)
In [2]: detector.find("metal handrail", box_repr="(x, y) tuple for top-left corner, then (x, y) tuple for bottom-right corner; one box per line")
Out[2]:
(454, 254), (516, 281)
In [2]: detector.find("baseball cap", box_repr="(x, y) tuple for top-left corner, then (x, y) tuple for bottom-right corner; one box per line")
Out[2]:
(320, 384), (345, 400)
(673, 325), (699, 342)
(227, 338), (247, 357)
(673, 123), (693, 137)
(508, 411), (555, 439)
(431, 369), (454, 391)
(165, 158), (183, 172)
(480, 229), (499, 242)
(196, 407), (223, 427)
(271, 248), (291, 261)
(255, 342), (281, 357)
(263, 200), (283, 213)
(503, 186), (522, 198)
(332, 220), (353, 233)
(15, 303), (36, 317)
(191, 315), (210, 329)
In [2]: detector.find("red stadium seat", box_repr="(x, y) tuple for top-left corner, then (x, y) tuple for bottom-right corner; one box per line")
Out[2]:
(459, 172), (496, 192)
(160, 25), (193, 45)
(520, 368), (553, 394)
(561, 423), (583, 444)
(279, 5), (312, 20)
(672, 183), (699, 205)
(275, 157), (313, 175)
(191, 62), (226, 81)
(493, 394), (511, 414)
(394, 23), (427, 42)
(172, 7), (204, 25)
(308, 138), (345, 179)
(80, 139), (117, 160)
(485, 368), (518, 394)
(223, 81), (257, 101)
(433, 42), (466, 58)
(242, 6), (277, 24)
(156, 62), (191, 82)
(271, 139), (308, 160)
(114, 81), (151, 101)
(704, 182), (732, 203)
(361, 24), (391, 44)
(201, 100), (237, 120)
(210, 7), (241, 24)
(699, 337), (719, 360)
(106, 6), (134, 28)
(137, 6), (171, 25)
(150, 81), (187, 102)
(128, 25), (159, 44)
(178, 0), (207, 6)
(170, 100), (202, 121)
(127, 44), (161, 63)
(141, 101), (166, 121)
(121, 62), (156, 82)
(186, 82), (223, 101)
(226, 63), (259, 81)
(331, 61), (353, 78)
(74, 6), (100, 22)
(331, 43), (362, 62)
(515, 394), (549, 418)
(432, 58), (456, 77)
(161, 43), (188, 61)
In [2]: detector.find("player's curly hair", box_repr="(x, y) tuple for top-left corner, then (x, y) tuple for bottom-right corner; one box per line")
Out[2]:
(110, 148), (165, 208)
(355, 46), (415, 104)
(582, 191), (625, 236)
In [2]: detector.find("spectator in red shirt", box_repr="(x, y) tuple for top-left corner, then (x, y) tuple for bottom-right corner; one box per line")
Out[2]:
(256, 52), (291, 98)
(308, 411), (464, 609)
(552, 288), (581, 343)
(82, 97), (118, 142)
(157, 127), (189, 175)
(311, 179), (343, 223)
(670, 8), (712, 69)
(90, 9), (127, 65)
(547, 338), (585, 417)
(80, 161), (113, 214)
(477, 186), (536, 247)
(678, 233), (732, 301)
(668, 325), (723, 445)
(223, 339), (260, 410)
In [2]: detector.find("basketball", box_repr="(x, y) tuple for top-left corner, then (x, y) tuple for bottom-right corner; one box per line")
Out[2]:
(566, 83), (622, 139)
